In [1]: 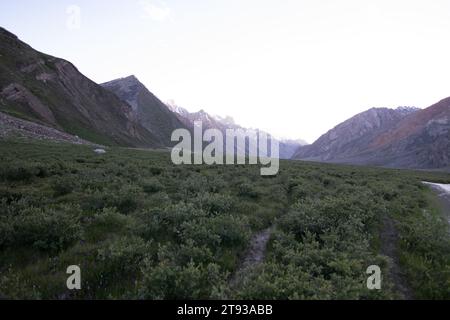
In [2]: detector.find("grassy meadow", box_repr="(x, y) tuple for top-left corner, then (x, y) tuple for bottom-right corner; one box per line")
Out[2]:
(0, 139), (449, 299)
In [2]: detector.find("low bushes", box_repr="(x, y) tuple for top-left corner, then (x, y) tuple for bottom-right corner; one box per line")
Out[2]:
(139, 260), (228, 299)
(1, 140), (449, 299)
(141, 178), (164, 194)
(0, 205), (82, 252)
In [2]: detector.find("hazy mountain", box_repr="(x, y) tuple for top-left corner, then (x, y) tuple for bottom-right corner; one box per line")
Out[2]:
(167, 101), (237, 131)
(166, 100), (191, 119)
(293, 102), (450, 169)
(167, 102), (306, 159)
(0, 27), (162, 147)
(101, 76), (187, 146)
(279, 138), (309, 159)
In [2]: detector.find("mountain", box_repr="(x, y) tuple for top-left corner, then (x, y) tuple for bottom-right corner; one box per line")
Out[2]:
(167, 102), (306, 159)
(293, 107), (419, 161)
(293, 102), (450, 169)
(0, 27), (162, 147)
(367, 99), (450, 168)
(166, 101), (235, 131)
(166, 100), (191, 120)
(101, 76), (187, 146)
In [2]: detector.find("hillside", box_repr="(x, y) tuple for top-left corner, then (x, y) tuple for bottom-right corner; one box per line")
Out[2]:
(0, 27), (162, 147)
(101, 76), (187, 146)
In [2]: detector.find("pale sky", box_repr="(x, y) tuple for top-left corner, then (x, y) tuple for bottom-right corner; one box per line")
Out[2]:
(1, 0), (450, 142)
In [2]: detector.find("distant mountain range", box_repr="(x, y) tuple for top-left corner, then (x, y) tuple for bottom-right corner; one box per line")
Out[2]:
(166, 101), (307, 159)
(292, 103), (450, 169)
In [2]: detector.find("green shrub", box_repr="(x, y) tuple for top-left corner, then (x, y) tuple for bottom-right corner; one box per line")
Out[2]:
(179, 174), (208, 196)
(238, 182), (260, 199)
(0, 219), (13, 248)
(193, 192), (234, 215)
(114, 186), (142, 215)
(150, 166), (163, 175)
(85, 207), (134, 241)
(81, 186), (143, 215)
(206, 176), (227, 193)
(96, 236), (152, 278)
(161, 202), (206, 231)
(141, 178), (164, 194)
(51, 177), (76, 197)
(6, 205), (82, 252)
(154, 240), (215, 267)
(0, 163), (39, 182)
(139, 261), (228, 299)
(180, 215), (250, 249)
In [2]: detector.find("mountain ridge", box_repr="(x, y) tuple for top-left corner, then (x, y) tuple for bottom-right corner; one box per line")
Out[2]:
(0, 26), (163, 148)
(101, 75), (188, 147)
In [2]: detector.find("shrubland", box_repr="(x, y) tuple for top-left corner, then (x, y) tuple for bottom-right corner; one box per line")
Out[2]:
(0, 140), (449, 299)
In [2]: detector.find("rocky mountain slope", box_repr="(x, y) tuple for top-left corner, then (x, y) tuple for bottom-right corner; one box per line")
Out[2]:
(0, 27), (162, 147)
(0, 111), (98, 145)
(293, 102), (450, 169)
(101, 76), (187, 146)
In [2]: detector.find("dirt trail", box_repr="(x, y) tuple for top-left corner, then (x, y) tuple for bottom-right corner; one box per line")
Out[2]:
(229, 227), (273, 287)
(380, 216), (414, 300)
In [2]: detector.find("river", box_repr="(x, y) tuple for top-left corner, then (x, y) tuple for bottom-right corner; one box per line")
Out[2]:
(422, 182), (450, 222)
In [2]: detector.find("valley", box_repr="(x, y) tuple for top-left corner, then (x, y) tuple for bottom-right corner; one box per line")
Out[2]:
(0, 22), (449, 302)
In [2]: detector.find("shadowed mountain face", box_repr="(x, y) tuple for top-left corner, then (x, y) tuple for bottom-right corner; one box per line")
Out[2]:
(0, 27), (163, 147)
(293, 103), (450, 169)
(101, 76), (187, 147)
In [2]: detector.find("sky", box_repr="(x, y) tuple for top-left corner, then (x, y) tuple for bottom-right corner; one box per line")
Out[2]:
(1, 0), (450, 143)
